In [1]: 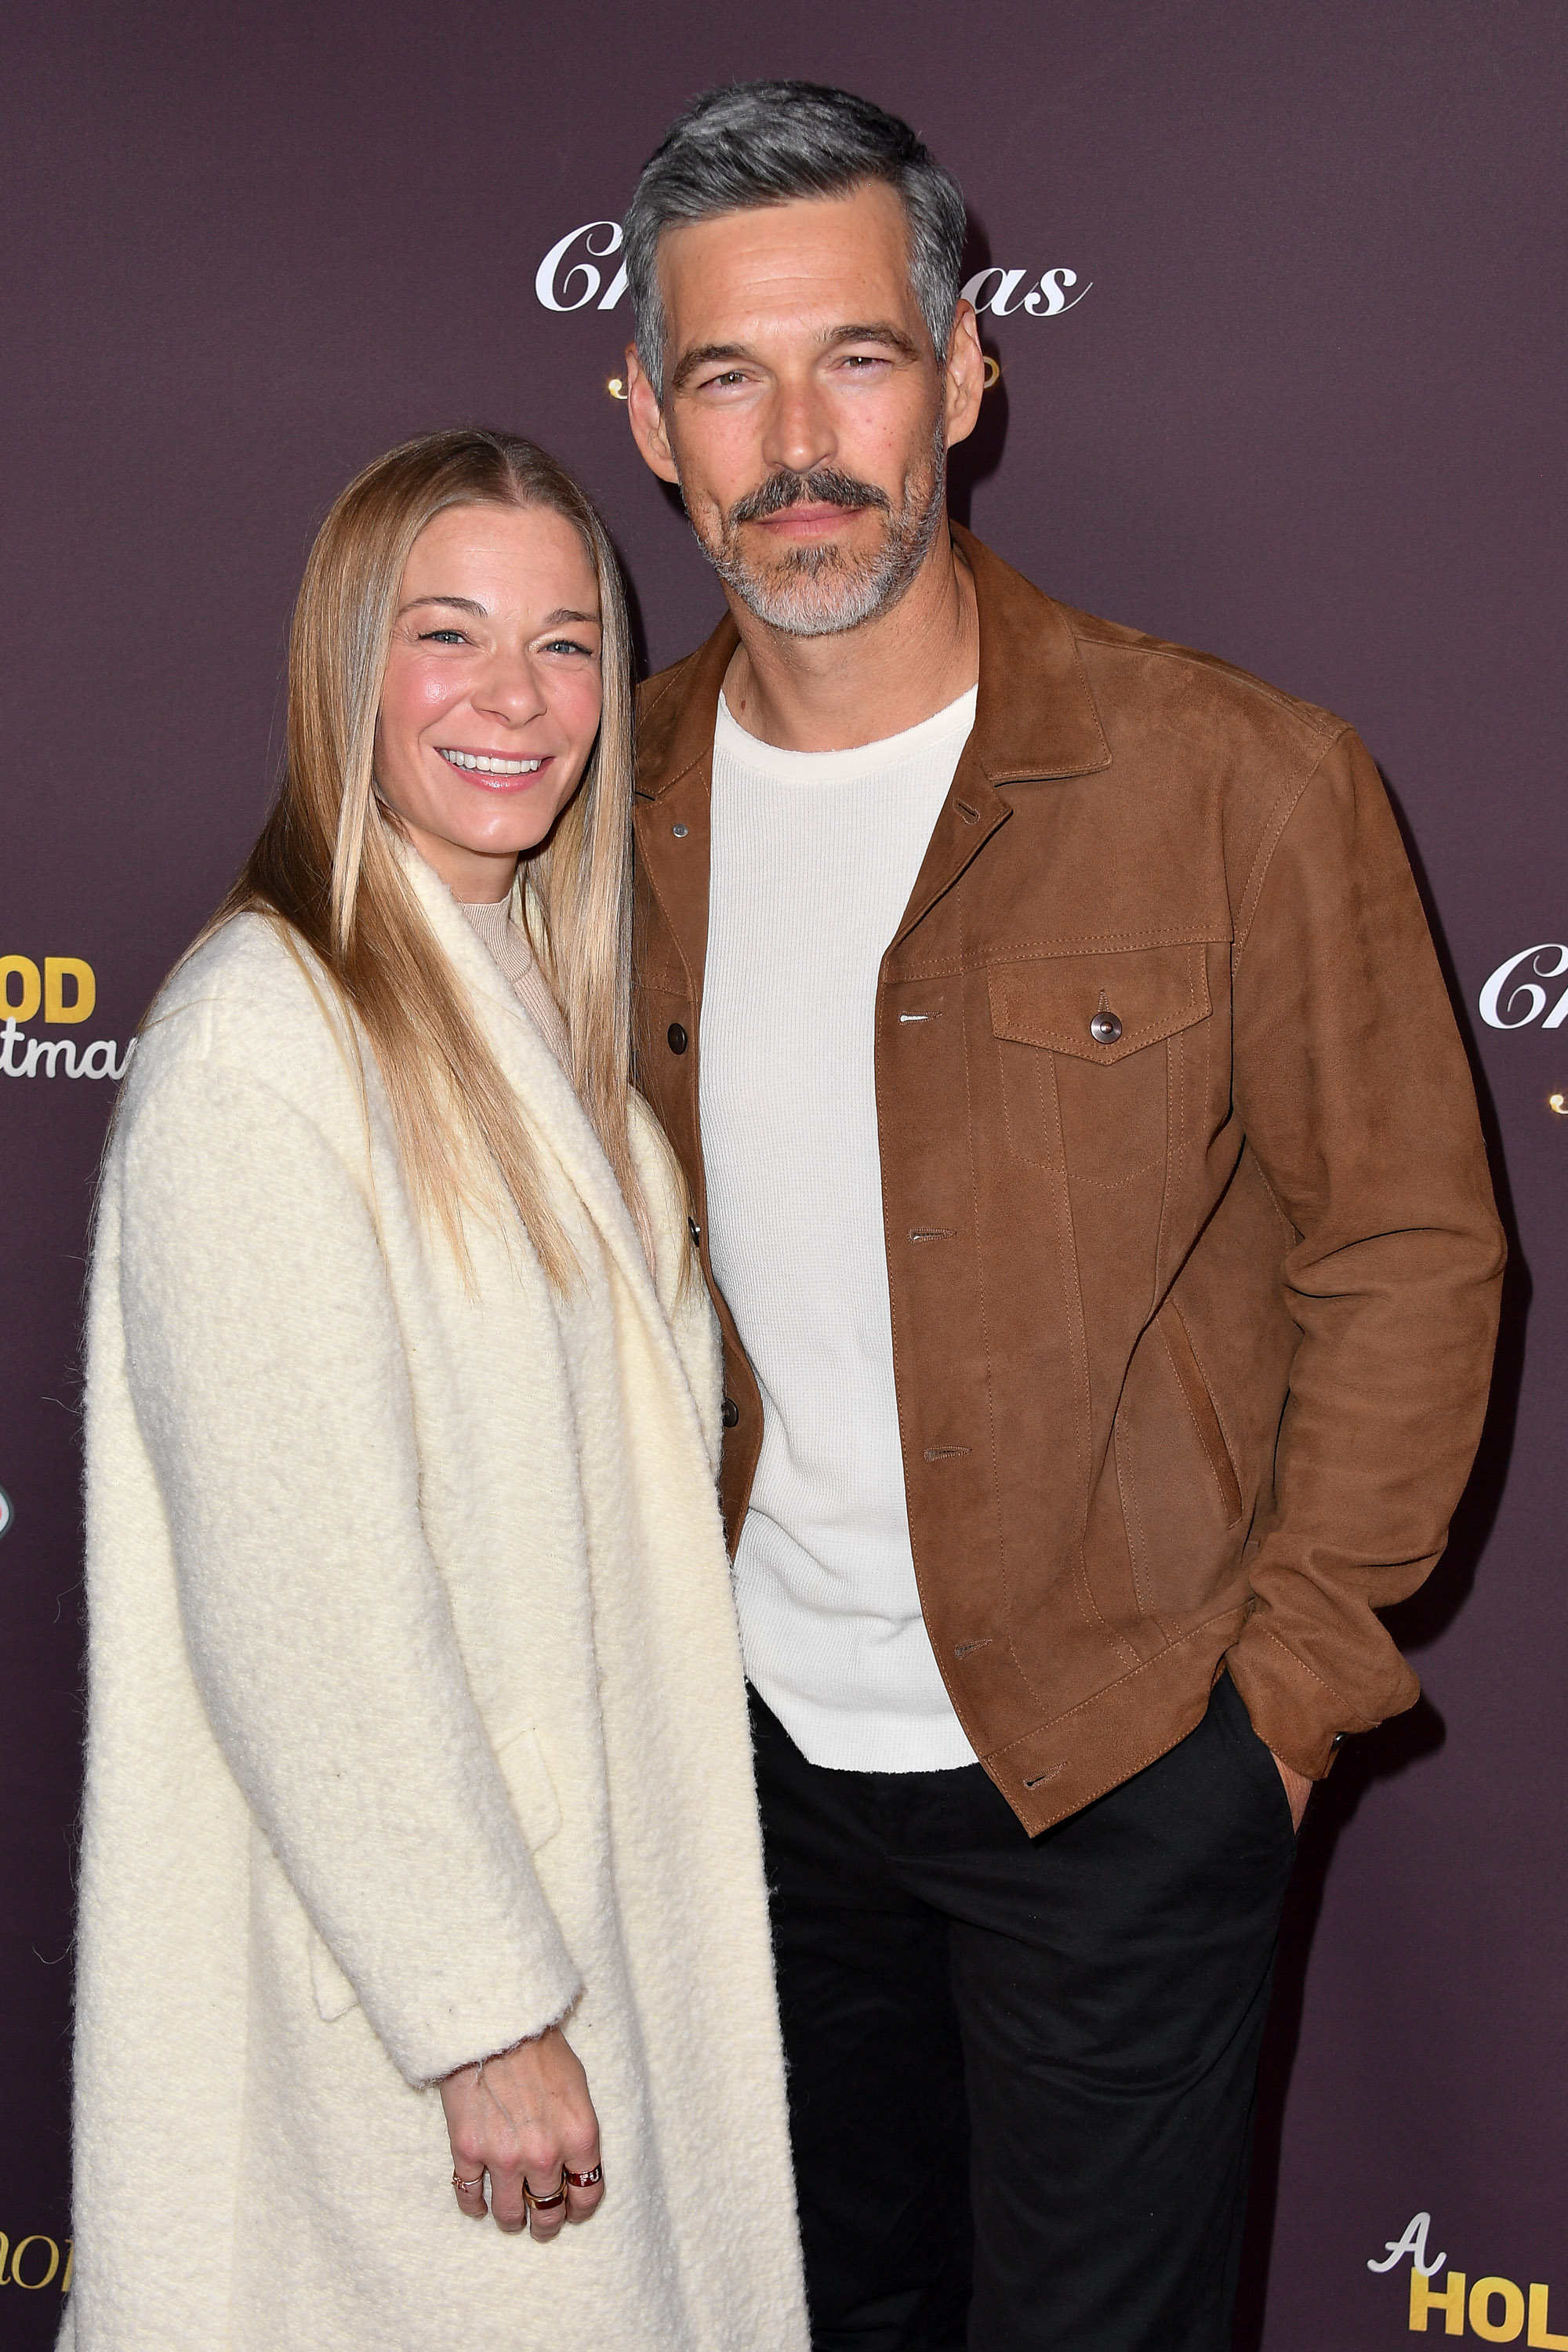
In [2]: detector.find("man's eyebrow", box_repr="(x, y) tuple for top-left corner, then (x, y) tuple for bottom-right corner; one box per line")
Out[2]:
(821, 322), (922, 358)
(670, 342), (752, 393)
(670, 322), (922, 392)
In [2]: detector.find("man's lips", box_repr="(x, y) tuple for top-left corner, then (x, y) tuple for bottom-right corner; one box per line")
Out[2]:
(750, 501), (870, 537)
(437, 747), (553, 790)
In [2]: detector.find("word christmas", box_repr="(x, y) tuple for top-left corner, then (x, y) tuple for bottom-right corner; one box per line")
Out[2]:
(535, 220), (1091, 321)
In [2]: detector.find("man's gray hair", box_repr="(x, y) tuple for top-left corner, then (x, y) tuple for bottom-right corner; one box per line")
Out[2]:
(624, 82), (967, 401)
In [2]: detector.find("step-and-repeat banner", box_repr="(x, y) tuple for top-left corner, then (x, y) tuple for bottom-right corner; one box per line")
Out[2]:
(2, 3), (1563, 2343)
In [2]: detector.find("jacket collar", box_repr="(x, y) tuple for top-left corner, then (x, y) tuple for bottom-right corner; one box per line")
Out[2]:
(953, 524), (1111, 783)
(634, 521), (1111, 799)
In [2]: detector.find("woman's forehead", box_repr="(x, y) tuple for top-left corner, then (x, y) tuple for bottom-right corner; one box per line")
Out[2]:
(403, 502), (600, 606)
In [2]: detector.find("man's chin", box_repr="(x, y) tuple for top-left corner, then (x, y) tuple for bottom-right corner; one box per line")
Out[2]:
(713, 539), (924, 637)
(731, 572), (887, 637)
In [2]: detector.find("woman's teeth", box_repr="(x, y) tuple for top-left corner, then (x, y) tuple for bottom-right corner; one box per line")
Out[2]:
(441, 750), (545, 775)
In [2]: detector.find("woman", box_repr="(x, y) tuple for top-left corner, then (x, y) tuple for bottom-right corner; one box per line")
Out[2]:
(63, 430), (808, 2352)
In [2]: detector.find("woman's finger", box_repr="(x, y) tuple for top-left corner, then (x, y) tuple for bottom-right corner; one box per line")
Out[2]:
(488, 2154), (529, 2235)
(562, 2132), (605, 2226)
(450, 2160), (488, 2220)
(524, 2163), (570, 2242)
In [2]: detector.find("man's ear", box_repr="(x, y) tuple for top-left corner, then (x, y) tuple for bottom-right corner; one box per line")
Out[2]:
(942, 300), (985, 452)
(625, 347), (681, 484)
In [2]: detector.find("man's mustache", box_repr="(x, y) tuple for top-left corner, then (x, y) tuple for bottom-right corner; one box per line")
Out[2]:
(728, 467), (892, 528)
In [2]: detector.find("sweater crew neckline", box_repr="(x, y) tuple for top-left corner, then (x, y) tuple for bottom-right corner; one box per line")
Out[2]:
(715, 685), (977, 786)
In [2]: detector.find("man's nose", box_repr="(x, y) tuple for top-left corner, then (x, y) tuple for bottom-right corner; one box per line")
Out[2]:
(760, 372), (836, 480)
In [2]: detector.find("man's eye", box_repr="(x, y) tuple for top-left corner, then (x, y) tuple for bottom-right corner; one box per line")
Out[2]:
(703, 371), (750, 390)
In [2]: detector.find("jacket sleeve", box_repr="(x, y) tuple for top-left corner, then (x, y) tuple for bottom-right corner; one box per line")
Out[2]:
(1225, 725), (1504, 1777)
(114, 1054), (583, 2085)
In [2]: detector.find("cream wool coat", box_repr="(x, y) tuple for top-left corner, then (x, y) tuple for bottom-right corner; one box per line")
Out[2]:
(62, 848), (808, 2352)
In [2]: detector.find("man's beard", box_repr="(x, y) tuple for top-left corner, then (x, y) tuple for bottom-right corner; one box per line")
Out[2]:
(686, 423), (947, 638)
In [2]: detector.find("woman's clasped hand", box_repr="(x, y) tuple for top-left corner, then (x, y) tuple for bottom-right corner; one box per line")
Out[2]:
(441, 2025), (606, 2241)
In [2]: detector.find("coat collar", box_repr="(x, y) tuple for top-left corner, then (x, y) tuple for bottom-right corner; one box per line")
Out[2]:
(634, 521), (1111, 800)
(395, 840), (669, 1314)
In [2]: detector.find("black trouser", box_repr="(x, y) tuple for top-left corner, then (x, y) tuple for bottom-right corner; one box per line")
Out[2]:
(750, 1672), (1297, 2352)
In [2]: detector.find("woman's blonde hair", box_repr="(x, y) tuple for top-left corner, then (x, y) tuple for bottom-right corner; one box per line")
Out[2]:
(208, 427), (645, 1287)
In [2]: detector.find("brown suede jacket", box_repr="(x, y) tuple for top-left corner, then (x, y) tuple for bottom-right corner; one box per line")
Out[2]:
(632, 525), (1504, 1831)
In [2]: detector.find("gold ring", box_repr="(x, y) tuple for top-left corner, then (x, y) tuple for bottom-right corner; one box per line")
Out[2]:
(452, 2174), (484, 2194)
(524, 2170), (568, 2211)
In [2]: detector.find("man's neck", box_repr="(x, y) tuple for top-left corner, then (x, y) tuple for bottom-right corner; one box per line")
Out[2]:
(720, 524), (979, 754)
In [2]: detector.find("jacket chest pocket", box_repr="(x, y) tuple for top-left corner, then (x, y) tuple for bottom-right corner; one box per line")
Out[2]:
(988, 943), (1212, 1187)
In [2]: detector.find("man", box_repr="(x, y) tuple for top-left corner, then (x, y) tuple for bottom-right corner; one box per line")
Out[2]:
(620, 81), (1502, 2352)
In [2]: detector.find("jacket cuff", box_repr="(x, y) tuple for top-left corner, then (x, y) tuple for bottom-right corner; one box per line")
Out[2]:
(1225, 1623), (1409, 1779)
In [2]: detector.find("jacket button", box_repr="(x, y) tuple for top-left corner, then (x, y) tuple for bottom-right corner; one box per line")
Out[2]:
(1089, 991), (1122, 1044)
(667, 1022), (688, 1054)
(721, 1396), (739, 1428)
(672, 822), (688, 837)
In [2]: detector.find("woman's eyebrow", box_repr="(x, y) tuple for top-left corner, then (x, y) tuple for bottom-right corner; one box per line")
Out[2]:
(396, 597), (599, 626)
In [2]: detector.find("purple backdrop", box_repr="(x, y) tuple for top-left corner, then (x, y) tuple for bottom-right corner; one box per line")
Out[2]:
(2, 2), (1563, 2340)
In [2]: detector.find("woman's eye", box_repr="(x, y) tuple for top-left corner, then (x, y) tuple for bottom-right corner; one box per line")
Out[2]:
(418, 628), (468, 645)
(543, 637), (595, 657)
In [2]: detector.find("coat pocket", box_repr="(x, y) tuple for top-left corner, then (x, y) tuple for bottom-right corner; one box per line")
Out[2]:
(989, 943), (1211, 1185)
(307, 1723), (564, 2024)
(492, 1722), (564, 1856)
(308, 1926), (362, 2024)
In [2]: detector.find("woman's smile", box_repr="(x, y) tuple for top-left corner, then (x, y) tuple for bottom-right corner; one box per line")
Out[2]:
(436, 746), (553, 787)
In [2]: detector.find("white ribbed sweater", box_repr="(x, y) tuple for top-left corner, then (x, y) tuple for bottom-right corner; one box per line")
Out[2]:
(701, 688), (979, 1772)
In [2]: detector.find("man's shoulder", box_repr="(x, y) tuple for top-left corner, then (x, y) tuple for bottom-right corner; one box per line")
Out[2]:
(1056, 596), (1347, 757)
(963, 528), (1349, 774)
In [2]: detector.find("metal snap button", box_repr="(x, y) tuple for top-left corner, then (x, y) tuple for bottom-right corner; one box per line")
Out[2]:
(1089, 991), (1122, 1045)
(667, 1022), (688, 1054)
(672, 822), (688, 837)
(721, 1396), (739, 1428)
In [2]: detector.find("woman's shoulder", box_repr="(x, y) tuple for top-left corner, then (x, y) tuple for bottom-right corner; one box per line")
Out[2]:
(125, 912), (363, 1119)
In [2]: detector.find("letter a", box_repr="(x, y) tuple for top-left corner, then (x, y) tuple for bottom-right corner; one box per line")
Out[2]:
(1371, 2212), (1446, 2276)
(1411, 2270), (1467, 2334)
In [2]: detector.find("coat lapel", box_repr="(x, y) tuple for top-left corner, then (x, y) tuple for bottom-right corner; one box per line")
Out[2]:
(397, 844), (673, 1329)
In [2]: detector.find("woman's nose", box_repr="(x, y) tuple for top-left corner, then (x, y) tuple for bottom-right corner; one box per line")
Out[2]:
(474, 654), (547, 723)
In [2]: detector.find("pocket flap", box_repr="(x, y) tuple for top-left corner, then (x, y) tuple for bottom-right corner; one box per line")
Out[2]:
(495, 1722), (563, 1855)
(309, 1929), (360, 2024)
(989, 943), (1211, 1064)
(306, 1725), (562, 2027)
